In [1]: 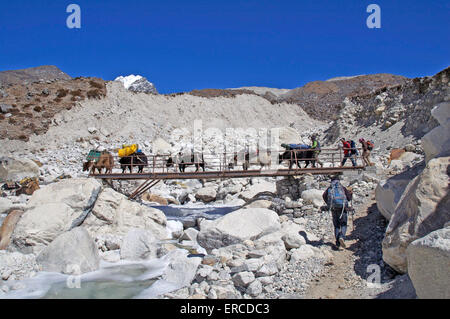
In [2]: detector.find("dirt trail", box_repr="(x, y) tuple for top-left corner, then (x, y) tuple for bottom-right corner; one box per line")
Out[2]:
(304, 198), (403, 299)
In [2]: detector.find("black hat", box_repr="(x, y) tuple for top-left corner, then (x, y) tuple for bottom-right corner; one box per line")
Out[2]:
(331, 174), (341, 181)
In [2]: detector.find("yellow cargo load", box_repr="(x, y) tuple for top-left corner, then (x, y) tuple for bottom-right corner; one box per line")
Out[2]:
(118, 144), (138, 157)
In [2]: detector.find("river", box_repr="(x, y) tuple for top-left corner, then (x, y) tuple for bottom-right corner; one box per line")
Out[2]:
(1, 204), (241, 299)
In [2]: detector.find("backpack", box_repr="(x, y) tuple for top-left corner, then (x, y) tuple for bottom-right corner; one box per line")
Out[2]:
(313, 140), (321, 149)
(328, 180), (348, 209)
(350, 140), (357, 155)
(367, 141), (374, 151)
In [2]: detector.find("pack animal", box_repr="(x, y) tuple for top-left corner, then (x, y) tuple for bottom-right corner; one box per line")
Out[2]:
(166, 152), (205, 172)
(119, 152), (148, 173)
(229, 150), (272, 171)
(279, 149), (316, 169)
(83, 151), (114, 174)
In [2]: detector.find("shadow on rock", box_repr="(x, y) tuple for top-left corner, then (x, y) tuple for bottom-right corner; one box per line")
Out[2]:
(345, 203), (398, 285)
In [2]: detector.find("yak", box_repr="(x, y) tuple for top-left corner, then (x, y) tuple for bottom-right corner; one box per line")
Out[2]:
(279, 149), (316, 169)
(229, 150), (272, 171)
(83, 151), (114, 174)
(166, 152), (205, 172)
(119, 151), (148, 173)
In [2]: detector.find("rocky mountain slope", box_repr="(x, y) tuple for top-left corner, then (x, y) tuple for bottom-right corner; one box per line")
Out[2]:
(276, 73), (409, 121)
(0, 66), (71, 86)
(323, 67), (450, 147)
(0, 77), (106, 141)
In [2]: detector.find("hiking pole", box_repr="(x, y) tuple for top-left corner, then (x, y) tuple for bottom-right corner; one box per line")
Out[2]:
(318, 205), (326, 224)
(318, 205), (329, 241)
(350, 199), (355, 231)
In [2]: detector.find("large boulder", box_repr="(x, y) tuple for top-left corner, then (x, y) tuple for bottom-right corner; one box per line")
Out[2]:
(406, 226), (450, 299)
(243, 199), (272, 209)
(141, 193), (168, 205)
(217, 184), (242, 199)
(0, 157), (40, 182)
(375, 164), (424, 221)
(36, 227), (100, 274)
(10, 178), (102, 254)
(301, 189), (324, 208)
(120, 228), (159, 260)
(382, 156), (450, 273)
(161, 249), (202, 288)
(280, 220), (306, 249)
(82, 188), (168, 240)
(195, 187), (217, 203)
(0, 197), (13, 214)
(0, 210), (24, 250)
(422, 102), (450, 163)
(197, 208), (280, 250)
(253, 235), (287, 270)
(239, 181), (277, 201)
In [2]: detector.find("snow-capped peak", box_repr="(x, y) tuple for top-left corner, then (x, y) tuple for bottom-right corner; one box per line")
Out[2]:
(115, 75), (143, 89)
(114, 74), (158, 94)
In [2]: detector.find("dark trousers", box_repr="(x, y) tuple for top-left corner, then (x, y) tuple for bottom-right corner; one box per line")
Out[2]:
(331, 207), (348, 242)
(341, 153), (356, 167)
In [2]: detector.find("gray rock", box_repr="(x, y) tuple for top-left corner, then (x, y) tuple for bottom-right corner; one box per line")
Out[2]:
(208, 284), (241, 299)
(246, 280), (263, 297)
(180, 228), (199, 242)
(0, 157), (40, 183)
(407, 226), (450, 299)
(256, 262), (278, 277)
(239, 181), (276, 201)
(194, 264), (214, 282)
(162, 249), (202, 288)
(258, 276), (274, 285)
(422, 102), (450, 162)
(0, 104), (13, 113)
(11, 178), (102, 254)
(0, 250), (38, 281)
(243, 258), (264, 272)
(36, 227), (100, 274)
(301, 189), (324, 208)
(383, 156), (450, 273)
(232, 271), (255, 288)
(0, 197), (13, 215)
(82, 188), (167, 240)
(197, 208), (280, 250)
(290, 245), (316, 263)
(195, 187), (217, 203)
(120, 228), (159, 260)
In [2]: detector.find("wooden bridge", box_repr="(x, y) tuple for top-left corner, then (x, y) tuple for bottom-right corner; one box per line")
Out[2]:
(88, 148), (365, 199)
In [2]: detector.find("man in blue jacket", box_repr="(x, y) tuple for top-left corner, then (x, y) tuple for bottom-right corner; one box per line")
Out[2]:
(322, 176), (353, 250)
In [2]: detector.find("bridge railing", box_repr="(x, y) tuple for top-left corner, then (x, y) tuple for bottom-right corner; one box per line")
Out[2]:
(85, 147), (365, 175)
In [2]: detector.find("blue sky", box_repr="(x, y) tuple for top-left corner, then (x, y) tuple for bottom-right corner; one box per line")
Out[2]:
(0, 0), (449, 93)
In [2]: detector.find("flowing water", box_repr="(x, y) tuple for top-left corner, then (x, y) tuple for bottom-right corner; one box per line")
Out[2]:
(1, 204), (241, 299)
(151, 204), (241, 223)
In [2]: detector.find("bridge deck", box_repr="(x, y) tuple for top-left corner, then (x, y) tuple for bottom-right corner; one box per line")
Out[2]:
(89, 166), (365, 180)
(86, 148), (365, 198)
